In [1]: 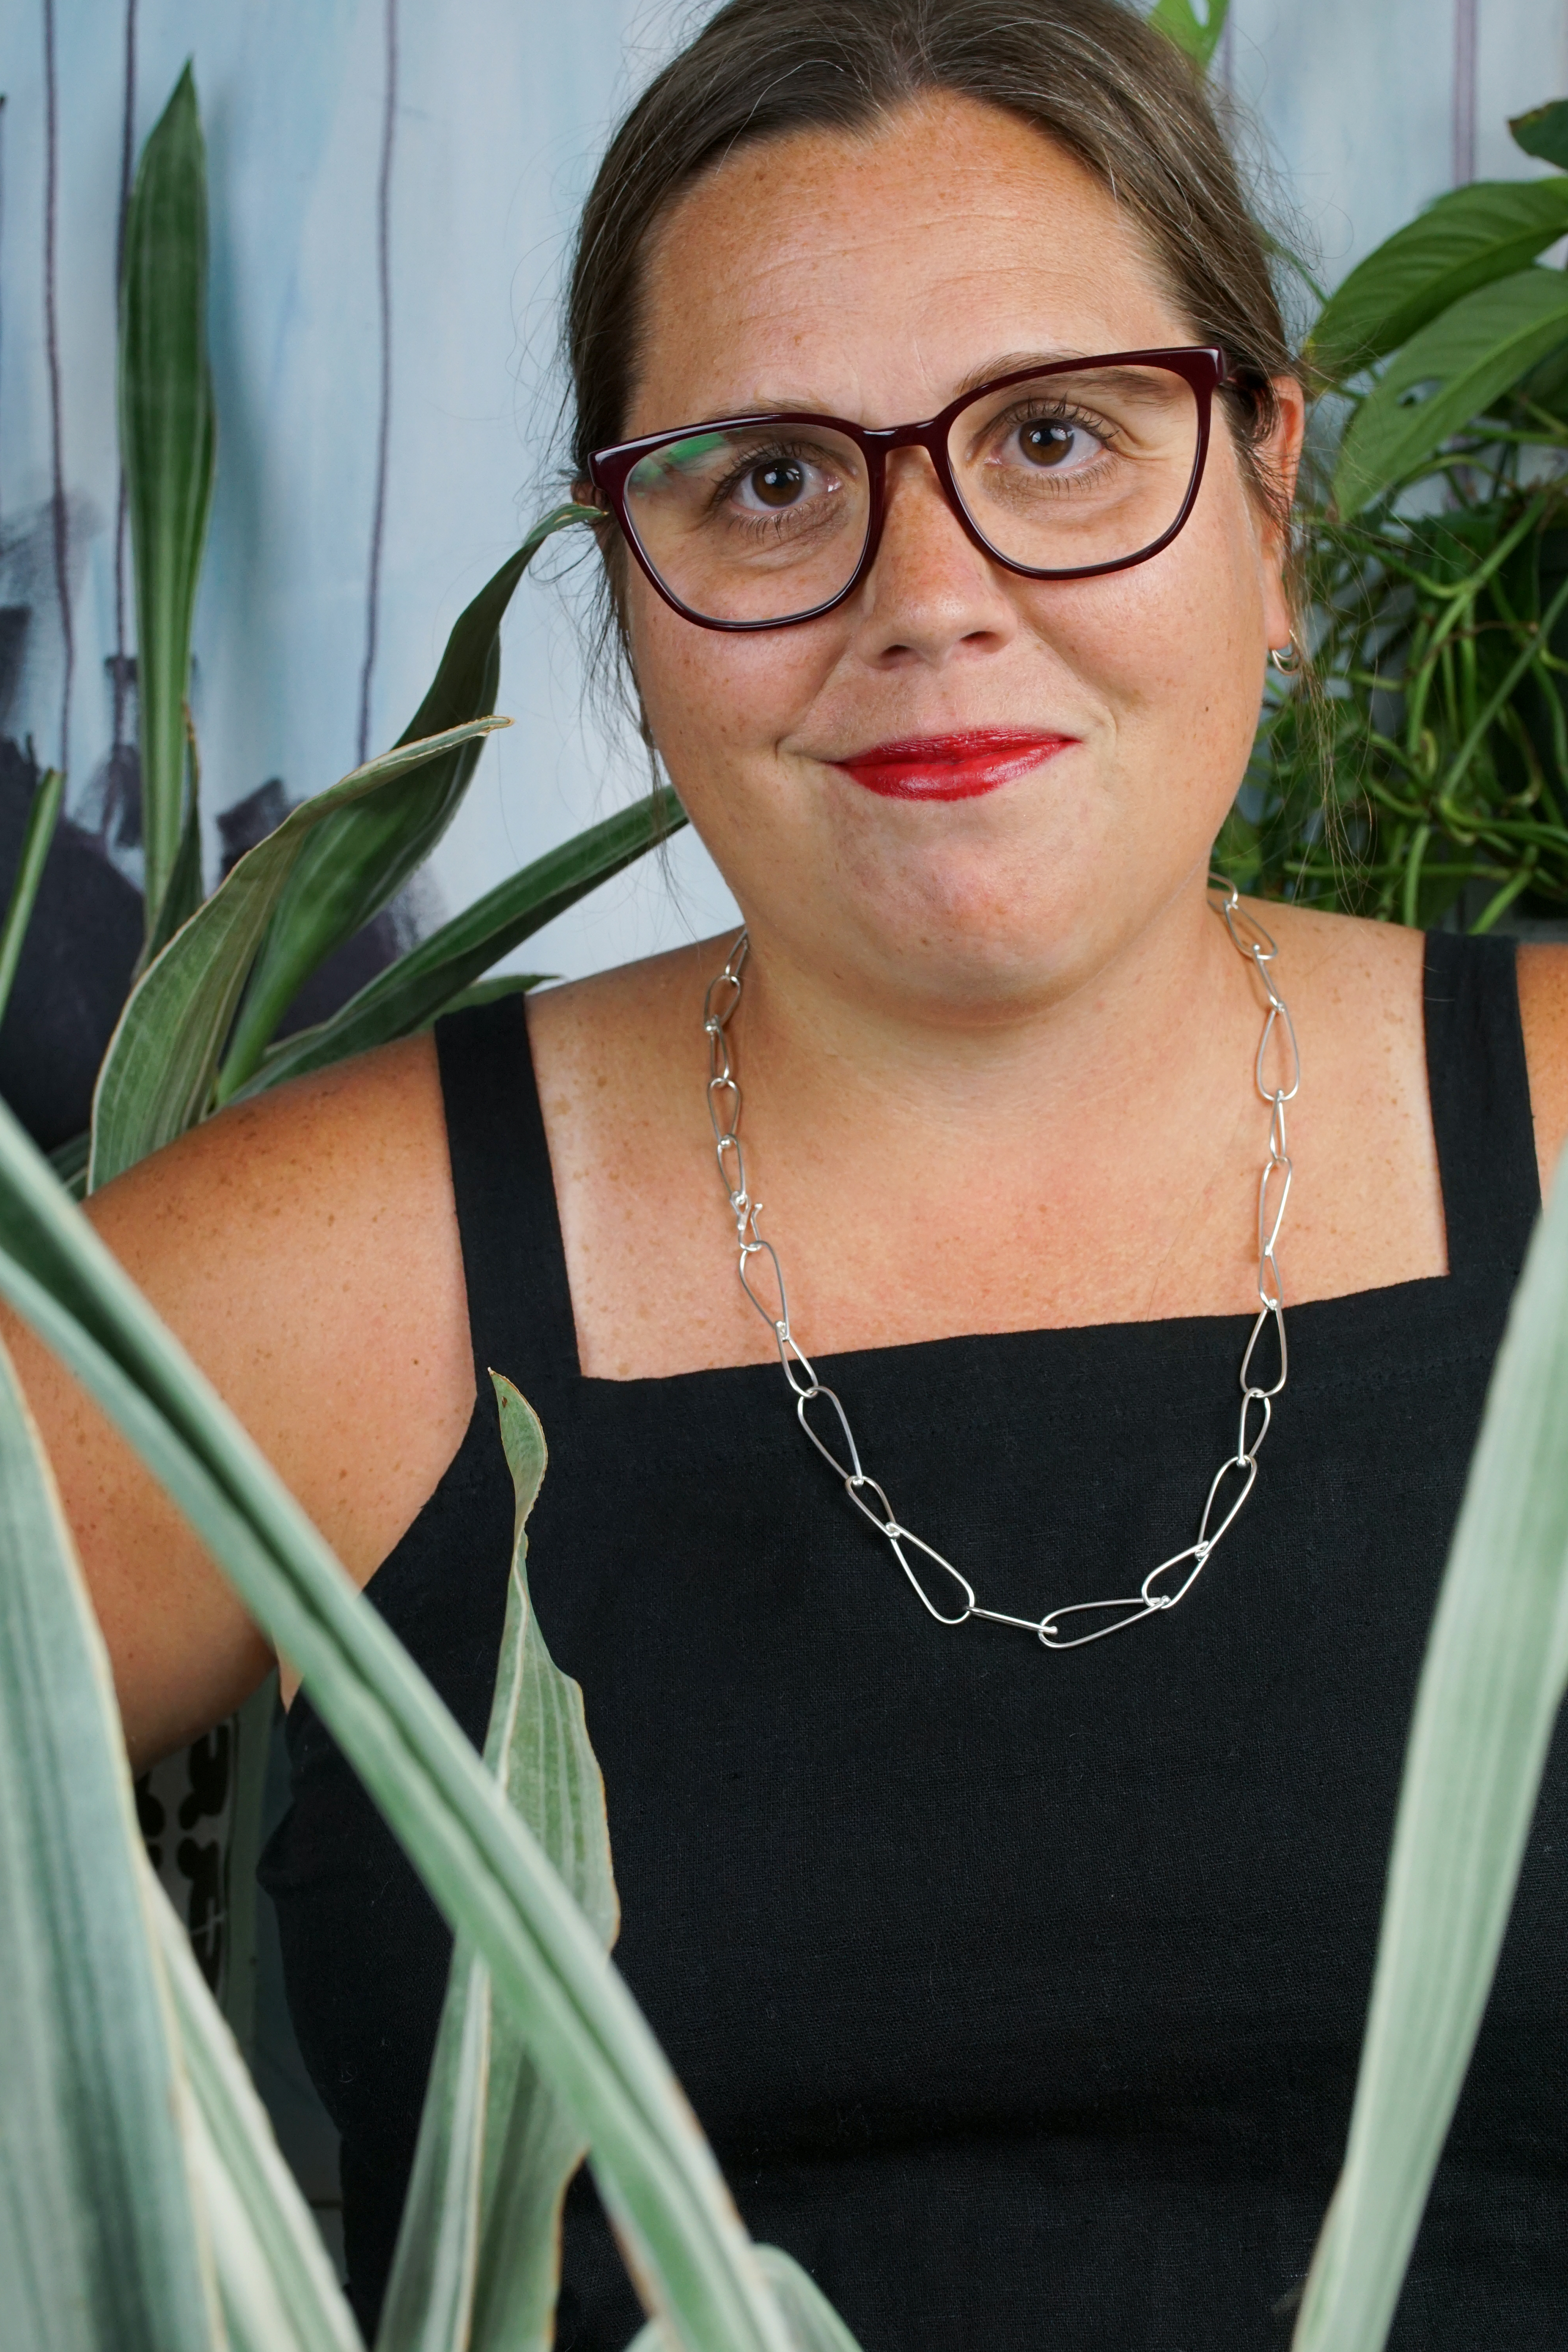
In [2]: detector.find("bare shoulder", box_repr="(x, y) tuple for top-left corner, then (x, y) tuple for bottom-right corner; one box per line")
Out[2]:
(1516, 944), (1568, 1195)
(525, 932), (730, 1120)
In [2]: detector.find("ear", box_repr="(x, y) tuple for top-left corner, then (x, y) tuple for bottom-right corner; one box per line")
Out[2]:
(1258, 374), (1307, 654)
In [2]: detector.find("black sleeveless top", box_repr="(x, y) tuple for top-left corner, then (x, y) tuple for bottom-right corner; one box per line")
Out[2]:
(261, 931), (1568, 2351)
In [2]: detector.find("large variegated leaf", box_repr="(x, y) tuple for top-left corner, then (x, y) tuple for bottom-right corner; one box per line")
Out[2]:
(150, 1874), (363, 2352)
(1307, 177), (1568, 382)
(379, 1379), (619, 2352)
(120, 64), (215, 944)
(237, 791), (685, 1103)
(626, 2248), (866, 2352)
(0, 1334), (219, 2352)
(86, 716), (505, 1190)
(217, 506), (599, 1096)
(1333, 268), (1568, 514)
(1294, 1151), (1568, 2352)
(0, 1104), (796, 2352)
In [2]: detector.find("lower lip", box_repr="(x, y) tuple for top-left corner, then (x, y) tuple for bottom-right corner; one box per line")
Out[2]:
(833, 733), (1076, 801)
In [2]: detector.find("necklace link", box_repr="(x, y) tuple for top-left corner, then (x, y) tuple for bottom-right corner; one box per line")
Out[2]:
(703, 881), (1295, 1653)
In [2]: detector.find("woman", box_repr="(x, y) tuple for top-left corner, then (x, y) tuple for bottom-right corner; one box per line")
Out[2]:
(16, 0), (1568, 2342)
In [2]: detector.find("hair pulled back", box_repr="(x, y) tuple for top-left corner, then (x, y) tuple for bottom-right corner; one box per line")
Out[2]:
(566, 0), (1296, 503)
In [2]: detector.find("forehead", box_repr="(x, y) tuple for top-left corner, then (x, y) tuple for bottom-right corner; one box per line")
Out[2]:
(631, 91), (1192, 434)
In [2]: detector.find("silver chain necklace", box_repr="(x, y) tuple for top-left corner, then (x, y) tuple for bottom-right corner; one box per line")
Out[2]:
(702, 884), (1299, 1650)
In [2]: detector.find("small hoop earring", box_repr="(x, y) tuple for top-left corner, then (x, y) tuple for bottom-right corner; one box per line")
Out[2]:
(1269, 639), (1303, 676)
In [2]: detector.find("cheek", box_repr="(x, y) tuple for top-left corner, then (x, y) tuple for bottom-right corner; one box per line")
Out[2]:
(629, 581), (834, 782)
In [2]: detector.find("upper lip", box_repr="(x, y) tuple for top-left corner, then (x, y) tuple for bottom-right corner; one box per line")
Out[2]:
(829, 727), (1076, 766)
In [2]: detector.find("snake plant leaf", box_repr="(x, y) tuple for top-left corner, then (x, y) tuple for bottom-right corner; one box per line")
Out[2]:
(86, 715), (506, 1190)
(1332, 268), (1568, 514)
(1307, 177), (1568, 383)
(1293, 1151), (1568, 2352)
(0, 766), (63, 1029)
(218, 504), (599, 1096)
(1146, 0), (1229, 69)
(1509, 99), (1568, 171)
(144, 774), (209, 973)
(0, 1108), (797, 2352)
(121, 64), (215, 943)
(624, 2249), (867, 2352)
(0, 1334), (219, 2352)
(379, 1380), (619, 2352)
(149, 1872), (362, 2352)
(233, 789), (685, 1103)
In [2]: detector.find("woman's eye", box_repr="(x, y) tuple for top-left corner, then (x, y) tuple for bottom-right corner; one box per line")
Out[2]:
(744, 459), (808, 509)
(1013, 417), (1104, 471)
(728, 450), (837, 514)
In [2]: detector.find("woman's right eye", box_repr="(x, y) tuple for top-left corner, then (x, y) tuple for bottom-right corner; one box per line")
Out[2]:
(727, 449), (837, 514)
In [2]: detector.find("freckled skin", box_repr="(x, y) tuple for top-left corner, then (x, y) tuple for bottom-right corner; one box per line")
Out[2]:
(9, 91), (1568, 1764)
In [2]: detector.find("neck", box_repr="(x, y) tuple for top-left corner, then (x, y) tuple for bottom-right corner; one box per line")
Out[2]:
(728, 863), (1251, 1168)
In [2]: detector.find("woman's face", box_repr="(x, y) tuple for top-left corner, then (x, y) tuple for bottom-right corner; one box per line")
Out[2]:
(619, 92), (1303, 1013)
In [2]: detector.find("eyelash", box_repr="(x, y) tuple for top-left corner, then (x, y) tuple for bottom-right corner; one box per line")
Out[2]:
(708, 439), (835, 518)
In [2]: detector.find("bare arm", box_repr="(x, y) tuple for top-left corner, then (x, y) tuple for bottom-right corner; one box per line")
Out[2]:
(3, 1034), (473, 1771)
(1518, 944), (1568, 1200)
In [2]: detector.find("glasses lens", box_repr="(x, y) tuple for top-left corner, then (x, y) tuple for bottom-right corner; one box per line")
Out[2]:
(621, 421), (870, 624)
(947, 364), (1201, 574)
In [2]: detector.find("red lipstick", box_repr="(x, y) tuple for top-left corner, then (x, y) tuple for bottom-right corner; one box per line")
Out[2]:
(833, 729), (1075, 801)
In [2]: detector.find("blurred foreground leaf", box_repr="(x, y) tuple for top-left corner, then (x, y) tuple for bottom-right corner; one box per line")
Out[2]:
(0, 1336), (218, 2352)
(1295, 1154), (1568, 2352)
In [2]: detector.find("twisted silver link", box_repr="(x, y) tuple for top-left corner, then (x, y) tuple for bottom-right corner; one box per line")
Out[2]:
(702, 879), (1295, 1651)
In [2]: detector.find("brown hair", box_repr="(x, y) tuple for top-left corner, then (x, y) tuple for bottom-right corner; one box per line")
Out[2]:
(567, 0), (1296, 505)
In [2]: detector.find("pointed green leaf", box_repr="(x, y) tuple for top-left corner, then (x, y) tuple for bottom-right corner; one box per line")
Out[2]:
(1509, 100), (1568, 171)
(234, 789), (685, 1103)
(0, 1108), (795, 2352)
(626, 2250), (866, 2352)
(1294, 1154), (1568, 2352)
(1307, 178), (1568, 381)
(121, 64), (215, 939)
(219, 505), (599, 1094)
(149, 1874), (362, 2352)
(0, 1334), (219, 2352)
(143, 766), (207, 971)
(86, 716), (505, 1190)
(0, 766), (63, 1029)
(1332, 268), (1568, 514)
(1147, 0), (1229, 70)
(379, 1380), (619, 2352)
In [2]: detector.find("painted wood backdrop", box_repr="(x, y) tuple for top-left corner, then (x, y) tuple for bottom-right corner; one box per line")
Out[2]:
(1, 0), (1564, 983)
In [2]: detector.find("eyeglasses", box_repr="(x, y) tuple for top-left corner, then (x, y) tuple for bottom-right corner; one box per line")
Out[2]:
(587, 347), (1231, 632)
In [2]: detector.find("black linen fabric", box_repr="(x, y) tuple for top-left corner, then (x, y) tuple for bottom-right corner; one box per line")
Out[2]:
(260, 929), (1568, 2350)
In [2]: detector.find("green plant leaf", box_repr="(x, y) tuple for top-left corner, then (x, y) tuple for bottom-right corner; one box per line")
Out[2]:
(626, 2250), (866, 2352)
(1332, 268), (1568, 514)
(1307, 178), (1568, 382)
(149, 1873), (361, 2352)
(0, 766), (63, 1029)
(231, 789), (685, 1103)
(379, 1379), (620, 2352)
(1509, 99), (1568, 171)
(144, 764), (207, 970)
(0, 1333), (219, 2352)
(1147, 0), (1229, 69)
(86, 715), (505, 1191)
(1293, 1152), (1568, 2352)
(0, 1105), (797, 2352)
(218, 504), (599, 1096)
(121, 64), (215, 943)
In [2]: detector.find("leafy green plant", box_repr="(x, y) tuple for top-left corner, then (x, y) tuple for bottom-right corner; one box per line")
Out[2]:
(121, 64), (215, 957)
(1217, 109), (1568, 930)
(0, 1096), (860, 2352)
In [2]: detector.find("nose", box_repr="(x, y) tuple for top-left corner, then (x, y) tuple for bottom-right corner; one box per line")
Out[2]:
(846, 444), (1020, 668)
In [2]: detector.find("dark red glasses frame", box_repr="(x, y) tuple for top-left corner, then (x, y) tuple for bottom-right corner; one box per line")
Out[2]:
(587, 345), (1231, 632)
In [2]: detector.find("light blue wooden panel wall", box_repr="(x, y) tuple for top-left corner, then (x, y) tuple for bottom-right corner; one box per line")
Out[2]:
(1, 0), (1564, 980)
